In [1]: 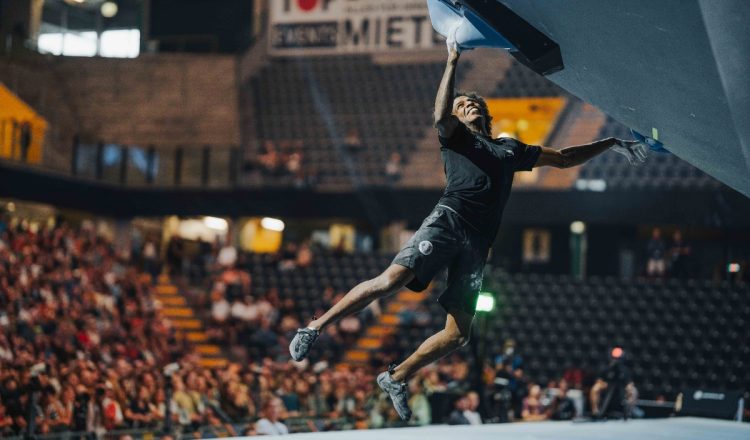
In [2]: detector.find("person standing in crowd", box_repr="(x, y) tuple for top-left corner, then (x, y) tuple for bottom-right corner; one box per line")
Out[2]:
(19, 121), (32, 162)
(646, 228), (666, 277)
(669, 229), (691, 278)
(590, 351), (636, 418)
(142, 235), (160, 281)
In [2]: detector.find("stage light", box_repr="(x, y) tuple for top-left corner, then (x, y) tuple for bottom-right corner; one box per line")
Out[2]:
(475, 292), (495, 312)
(570, 221), (586, 234)
(101, 1), (118, 18)
(203, 216), (228, 231)
(727, 263), (740, 273)
(611, 346), (624, 359)
(261, 217), (285, 232)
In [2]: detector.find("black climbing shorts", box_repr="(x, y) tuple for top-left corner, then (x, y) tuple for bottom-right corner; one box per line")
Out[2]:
(392, 205), (490, 315)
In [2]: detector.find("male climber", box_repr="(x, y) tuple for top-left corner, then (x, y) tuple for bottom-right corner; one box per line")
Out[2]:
(289, 45), (646, 420)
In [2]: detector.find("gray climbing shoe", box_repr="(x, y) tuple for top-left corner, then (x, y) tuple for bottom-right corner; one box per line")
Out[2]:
(289, 327), (319, 361)
(377, 366), (412, 421)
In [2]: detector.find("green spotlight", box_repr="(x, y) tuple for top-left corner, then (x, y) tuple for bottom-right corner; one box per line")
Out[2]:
(475, 291), (495, 312)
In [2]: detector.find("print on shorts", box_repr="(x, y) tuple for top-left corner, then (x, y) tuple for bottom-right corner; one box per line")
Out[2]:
(418, 240), (433, 256)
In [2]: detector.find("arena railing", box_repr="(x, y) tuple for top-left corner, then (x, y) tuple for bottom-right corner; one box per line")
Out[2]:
(0, 139), (243, 189)
(70, 141), (242, 188)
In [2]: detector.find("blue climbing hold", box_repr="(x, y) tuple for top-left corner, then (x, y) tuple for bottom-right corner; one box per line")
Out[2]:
(427, 0), (516, 51)
(631, 129), (669, 153)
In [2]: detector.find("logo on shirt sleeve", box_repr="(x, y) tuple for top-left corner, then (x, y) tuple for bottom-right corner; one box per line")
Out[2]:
(418, 241), (434, 256)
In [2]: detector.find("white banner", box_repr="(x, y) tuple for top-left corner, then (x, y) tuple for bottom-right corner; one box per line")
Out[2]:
(269, 0), (443, 55)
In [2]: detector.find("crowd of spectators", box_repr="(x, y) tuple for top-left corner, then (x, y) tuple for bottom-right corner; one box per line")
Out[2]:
(198, 239), (369, 364)
(0, 218), (396, 437)
(0, 217), (189, 437)
(0, 214), (674, 438)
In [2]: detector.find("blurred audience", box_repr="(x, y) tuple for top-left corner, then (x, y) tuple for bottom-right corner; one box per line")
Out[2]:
(0, 220), (180, 436)
(1, 215), (681, 438)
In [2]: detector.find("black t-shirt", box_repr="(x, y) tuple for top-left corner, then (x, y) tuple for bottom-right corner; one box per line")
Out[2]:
(598, 361), (632, 385)
(437, 123), (541, 242)
(597, 362), (633, 413)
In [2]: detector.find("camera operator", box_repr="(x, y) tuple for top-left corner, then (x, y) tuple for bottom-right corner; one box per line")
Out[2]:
(490, 361), (513, 422)
(23, 363), (46, 436)
(590, 347), (637, 419)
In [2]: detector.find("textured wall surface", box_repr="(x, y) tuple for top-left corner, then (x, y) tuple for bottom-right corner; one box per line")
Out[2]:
(52, 53), (240, 147)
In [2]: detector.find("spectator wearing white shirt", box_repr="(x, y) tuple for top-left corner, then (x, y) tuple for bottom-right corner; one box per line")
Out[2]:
(217, 240), (237, 268)
(464, 391), (482, 425)
(255, 399), (288, 436)
(210, 291), (230, 323)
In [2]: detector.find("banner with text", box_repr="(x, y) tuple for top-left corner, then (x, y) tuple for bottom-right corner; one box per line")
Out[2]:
(269, 0), (444, 55)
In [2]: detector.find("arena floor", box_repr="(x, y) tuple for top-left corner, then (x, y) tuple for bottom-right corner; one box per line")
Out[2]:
(233, 417), (749, 440)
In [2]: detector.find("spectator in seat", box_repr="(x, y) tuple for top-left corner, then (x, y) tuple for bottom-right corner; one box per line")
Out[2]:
(278, 377), (300, 416)
(296, 242), (314, 268)
(408, 379), (431, 426)
(344, 128), (363, 153)
(385, 152), (403, 183)
(278, 243), (298, 271)
(211, 290), (231, 324)
(201, 407), (237, 438)
(142, 235), (160, 281)
(332, 384), (356, 418)
(124, 386), (154, 428)
(217, 238), (237, 269)
(101, 384), (124, 430)
(255, 398), (289, 435)
(549, 378), (576, 420)
(259, 141), (282, 176)
(448, 396), (471, 425)
(522, 384), (548, 422)
(646, 228), (666, 277)
(286, 147), (307, 188)
(171, 378), (202, 429)
(0, 403), (14, 435)
(464, 391), (482, 425)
